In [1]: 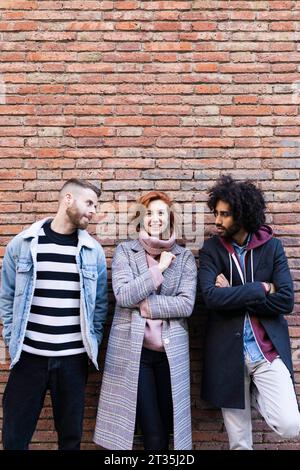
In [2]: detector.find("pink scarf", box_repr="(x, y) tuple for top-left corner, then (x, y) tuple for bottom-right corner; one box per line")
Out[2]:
(138, 229), (176, 352)
(138, 228), (176, 256)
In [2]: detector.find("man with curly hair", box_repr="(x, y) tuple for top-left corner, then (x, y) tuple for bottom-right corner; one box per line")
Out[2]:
(198, 175), (300, 450)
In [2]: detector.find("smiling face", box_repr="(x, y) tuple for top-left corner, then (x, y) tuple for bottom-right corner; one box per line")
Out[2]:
(66, 187), (98, 230)
(213, 200), (242, 239)
(142, 199), (170, 238)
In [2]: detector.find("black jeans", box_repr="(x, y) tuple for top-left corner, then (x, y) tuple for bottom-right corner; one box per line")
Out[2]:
(136, 347), (173, 451)
(2, 351), (89, 450)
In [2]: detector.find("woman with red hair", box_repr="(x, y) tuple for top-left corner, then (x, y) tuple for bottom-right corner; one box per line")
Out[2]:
(94, 191), (197, 450)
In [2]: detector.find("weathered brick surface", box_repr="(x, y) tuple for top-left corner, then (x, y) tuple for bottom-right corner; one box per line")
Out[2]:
(0, 0), (299, 450)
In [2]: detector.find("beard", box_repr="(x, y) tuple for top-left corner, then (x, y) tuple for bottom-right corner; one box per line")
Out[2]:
(218, 222), (242, 239)
(66, 203), (89, 230)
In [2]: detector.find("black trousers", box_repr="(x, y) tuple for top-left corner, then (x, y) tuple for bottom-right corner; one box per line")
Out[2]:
(136, 347), (173, 451)
(2, 351), (89, 450)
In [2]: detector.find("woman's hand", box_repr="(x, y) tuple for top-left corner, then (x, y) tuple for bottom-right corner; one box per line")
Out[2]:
(158, 251), (176, 273)
(215, 273), (230, 288)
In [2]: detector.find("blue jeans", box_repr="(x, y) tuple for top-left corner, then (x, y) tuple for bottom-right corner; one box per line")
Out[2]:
(2, 351), (89, 450)
(136, 347), (173, 451)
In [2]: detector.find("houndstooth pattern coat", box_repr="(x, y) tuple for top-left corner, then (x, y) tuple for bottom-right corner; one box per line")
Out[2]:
(93, 239), (197, 450)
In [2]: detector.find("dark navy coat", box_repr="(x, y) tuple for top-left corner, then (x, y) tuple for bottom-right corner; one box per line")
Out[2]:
(198, 227), (294, 409)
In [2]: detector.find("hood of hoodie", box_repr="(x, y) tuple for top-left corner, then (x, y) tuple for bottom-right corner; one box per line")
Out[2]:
(218, 224), (273, 254)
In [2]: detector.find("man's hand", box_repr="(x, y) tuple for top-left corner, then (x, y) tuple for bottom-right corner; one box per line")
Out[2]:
(215, 273), (230, 288)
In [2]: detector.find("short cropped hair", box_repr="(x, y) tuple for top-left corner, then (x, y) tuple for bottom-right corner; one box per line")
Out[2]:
(60, 178), (101, 198)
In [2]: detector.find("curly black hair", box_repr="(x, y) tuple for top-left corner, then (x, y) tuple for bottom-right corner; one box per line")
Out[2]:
(207, 174), (266, 233)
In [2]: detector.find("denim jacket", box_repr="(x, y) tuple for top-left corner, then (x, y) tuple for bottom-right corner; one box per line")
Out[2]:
(0, 218), (108, 369)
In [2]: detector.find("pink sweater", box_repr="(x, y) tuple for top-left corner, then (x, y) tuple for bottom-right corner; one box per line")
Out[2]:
(140, 254), (165, 352)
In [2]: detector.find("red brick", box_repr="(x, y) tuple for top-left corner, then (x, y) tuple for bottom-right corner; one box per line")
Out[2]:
(0, 170), (36, 179)
(183, 137), (234, 147)
(192, 21), (217, 30)
(234, 95), (258, 104)
(115, 169), (141, 179)
(0, 105), (35, 115)
(272, 64), (297, 73)
(0, 1), (38, 9)
(0, 203), (20, 212)
(194, 63), (218, 72)
(104, 117), (153, 126)
(0, 21), (36, 31)
(270, 22), (296, 31)
(0, 0), (299, 452)
(195, 85), (221, 94)
(65, 127), (115, 137)
(269, 1), (295, 9)
(221, 105), (272, 116)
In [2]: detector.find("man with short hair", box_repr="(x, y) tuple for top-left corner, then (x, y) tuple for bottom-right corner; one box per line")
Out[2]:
(198, 175), (300, 450)
(0, 178), (108, 450)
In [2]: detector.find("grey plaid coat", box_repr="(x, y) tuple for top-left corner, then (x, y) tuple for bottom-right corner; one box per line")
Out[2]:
(93, 239), (197, 450)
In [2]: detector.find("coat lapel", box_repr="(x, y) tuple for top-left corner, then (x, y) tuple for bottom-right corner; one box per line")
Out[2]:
(131, 239), (150, 275)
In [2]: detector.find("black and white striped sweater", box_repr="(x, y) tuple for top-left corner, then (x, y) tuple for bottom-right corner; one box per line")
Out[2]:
(22, 220), (85, 356)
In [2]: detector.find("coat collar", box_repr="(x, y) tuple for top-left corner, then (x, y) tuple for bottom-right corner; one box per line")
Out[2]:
(21, 217), (95, 249)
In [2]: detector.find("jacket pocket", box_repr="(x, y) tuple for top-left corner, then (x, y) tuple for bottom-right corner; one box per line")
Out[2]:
(82, 268), (97, 304)
(15, 260), (33, 296)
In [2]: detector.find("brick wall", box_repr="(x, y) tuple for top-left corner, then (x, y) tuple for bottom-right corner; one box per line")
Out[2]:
(0, 0), (299, 450)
